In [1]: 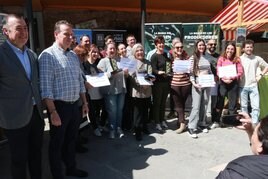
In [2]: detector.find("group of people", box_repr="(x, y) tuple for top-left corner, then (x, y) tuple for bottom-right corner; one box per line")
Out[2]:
(176, 38), (268, 139)
(1, 13), (268, 179)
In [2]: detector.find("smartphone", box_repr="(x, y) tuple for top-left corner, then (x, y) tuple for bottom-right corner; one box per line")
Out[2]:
(221, 114), (243, 126)
(144, 74), (155, 81)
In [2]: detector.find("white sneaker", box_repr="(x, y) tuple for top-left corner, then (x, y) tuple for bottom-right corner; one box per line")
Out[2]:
(202, 128), (209, 133)
(117, 127), (124, 138)
(210, 122), (220, 129)
(155, 124), (163, 131)
(161, 121), (168, 129)
(94, 128), (102, 137)
(197, 126), (209, 133)
(187, 128), (198, 138)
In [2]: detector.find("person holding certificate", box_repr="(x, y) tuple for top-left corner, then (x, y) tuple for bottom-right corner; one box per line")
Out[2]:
(97, 42), (127, 139)
(151, 36), (172, 133)
(205, 39), (220, 129)
(129, 43), (153, 140)
(170, 41), (192, 134)
(82, 44), (107, 137)
(188, 39), (213, 138)
(214, 42), (243, 123)
(117, 43), (135, 131)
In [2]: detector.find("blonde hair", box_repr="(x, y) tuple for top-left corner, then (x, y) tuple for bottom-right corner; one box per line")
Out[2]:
(131, 43), (144, 57)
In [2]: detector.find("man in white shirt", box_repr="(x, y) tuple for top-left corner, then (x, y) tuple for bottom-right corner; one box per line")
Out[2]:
(239, 39), (268, 125)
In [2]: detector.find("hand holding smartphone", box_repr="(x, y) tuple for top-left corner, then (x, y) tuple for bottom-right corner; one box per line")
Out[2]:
(221, 114), (243, 126)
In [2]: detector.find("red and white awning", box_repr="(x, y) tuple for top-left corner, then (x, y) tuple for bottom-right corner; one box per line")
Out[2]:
(210, 0), (268, 40)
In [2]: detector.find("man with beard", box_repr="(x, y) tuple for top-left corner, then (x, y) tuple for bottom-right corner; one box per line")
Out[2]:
(239, 40), (268, 126)
(205, 39), (220, 129)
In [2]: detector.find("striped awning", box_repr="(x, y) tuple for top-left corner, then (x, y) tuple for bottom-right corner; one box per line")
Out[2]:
(210, 0), (268, 40)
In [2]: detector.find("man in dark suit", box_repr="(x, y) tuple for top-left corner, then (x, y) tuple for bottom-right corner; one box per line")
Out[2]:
(0, 14), (44, 179)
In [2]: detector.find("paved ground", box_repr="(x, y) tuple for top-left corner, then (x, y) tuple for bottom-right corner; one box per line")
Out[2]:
(0, 117), (251, 179)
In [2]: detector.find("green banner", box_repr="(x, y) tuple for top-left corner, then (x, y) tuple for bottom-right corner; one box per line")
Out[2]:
(144, 23), (182, 56)
(258, 76), (268, 119)
(182, 23), (221, 55)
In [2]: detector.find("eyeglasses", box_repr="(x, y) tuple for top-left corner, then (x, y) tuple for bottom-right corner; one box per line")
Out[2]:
(208, 43), (217, 46)
(175, 46), (183, 49)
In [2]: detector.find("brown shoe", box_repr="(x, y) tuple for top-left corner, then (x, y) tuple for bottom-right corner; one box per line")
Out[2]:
(175, 123), (186, 134)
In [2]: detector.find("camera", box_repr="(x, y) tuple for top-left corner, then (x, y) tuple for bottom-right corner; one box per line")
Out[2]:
(221, 114), (243, 126)
(144, 74), (155, 81)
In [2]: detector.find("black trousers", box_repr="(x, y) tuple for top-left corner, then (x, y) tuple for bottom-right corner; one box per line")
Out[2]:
(88, 98), (106, 129)
(49, 101), (80, 179)
(5, 106), (44, 179)
(132, 97), (150, 129)
(152, 82), (170, 124)
(216, 80), (239, 117)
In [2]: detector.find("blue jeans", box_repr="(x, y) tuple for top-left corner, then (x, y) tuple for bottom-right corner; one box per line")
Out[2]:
(104, 93), (125, 130)
(240, 86), (260, 124)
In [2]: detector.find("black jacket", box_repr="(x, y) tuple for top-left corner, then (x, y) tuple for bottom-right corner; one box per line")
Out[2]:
(216, 155), (268, 179)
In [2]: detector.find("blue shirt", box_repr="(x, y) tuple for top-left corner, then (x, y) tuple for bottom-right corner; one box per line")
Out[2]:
(39, 43), (86, 102)
(7, 40), (31, 79)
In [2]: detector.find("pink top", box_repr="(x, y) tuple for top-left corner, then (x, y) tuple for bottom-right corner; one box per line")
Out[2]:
(217, 56), (244, 80)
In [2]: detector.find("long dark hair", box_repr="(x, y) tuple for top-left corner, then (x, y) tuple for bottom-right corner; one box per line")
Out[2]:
(193, 39), (206, 75)
(221, 42), (240, 63)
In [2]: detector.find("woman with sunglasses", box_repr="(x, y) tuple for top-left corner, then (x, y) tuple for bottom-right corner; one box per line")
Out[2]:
(170, 41), (191, 134)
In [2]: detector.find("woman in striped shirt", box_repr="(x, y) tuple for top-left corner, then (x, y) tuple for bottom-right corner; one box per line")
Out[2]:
(170, 41), (191, 134)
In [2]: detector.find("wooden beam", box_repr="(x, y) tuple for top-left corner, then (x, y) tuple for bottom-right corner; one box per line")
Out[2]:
(221, 18), (268, 29)
(237, 0), (244, 26)
(236, 0), (244, 56)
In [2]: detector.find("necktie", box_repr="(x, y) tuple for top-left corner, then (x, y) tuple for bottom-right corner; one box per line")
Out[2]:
(166, 61), (171, 74)
(109, 58), (118, 71)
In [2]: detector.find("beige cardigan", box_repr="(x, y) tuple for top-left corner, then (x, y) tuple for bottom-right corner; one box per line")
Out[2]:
(130, 59), (152, 98)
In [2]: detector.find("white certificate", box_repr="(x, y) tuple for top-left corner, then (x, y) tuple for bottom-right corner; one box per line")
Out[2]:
(86, 73), (110, 87)
(173, 60), (191, 73)
(218, 64), (237, 78)
(136, 73), (153, 86)
(198, 74), (215, 87)
(119, 57), (137, 74)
